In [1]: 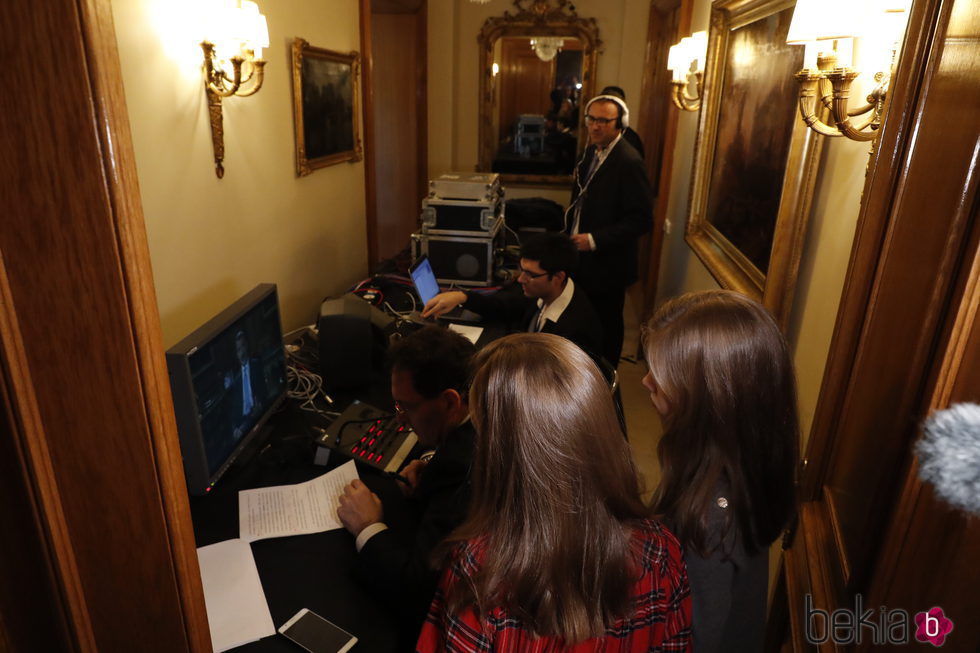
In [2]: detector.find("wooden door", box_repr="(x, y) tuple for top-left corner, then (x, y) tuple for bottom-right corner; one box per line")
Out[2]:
(368, 0), (428, 265)
(768, 0), (980, 649)
(0, 0), (209, 650)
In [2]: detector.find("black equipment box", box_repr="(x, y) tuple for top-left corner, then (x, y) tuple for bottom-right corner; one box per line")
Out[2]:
(317, 294), (393, 390)
(504, 197), (566, 232)
(421, 196), (503, 234)
(412, 220), (502, 287)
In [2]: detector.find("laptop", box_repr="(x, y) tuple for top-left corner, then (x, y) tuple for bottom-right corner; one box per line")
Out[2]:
(408, 256), (482, 323)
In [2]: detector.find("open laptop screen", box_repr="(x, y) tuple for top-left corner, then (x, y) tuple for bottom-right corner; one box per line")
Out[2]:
(409, 255), (441, 305)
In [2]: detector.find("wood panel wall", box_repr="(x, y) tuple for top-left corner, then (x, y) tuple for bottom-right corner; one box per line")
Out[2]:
(498, 38), (556, 143)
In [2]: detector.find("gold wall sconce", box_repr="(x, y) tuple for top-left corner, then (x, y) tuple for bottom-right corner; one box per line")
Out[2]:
(666, 31), (708, 112)
(201, 0), (269, 178)
(786, 0), (911, 142)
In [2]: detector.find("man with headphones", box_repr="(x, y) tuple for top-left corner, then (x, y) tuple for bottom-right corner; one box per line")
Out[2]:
(565, 93), (652, 366)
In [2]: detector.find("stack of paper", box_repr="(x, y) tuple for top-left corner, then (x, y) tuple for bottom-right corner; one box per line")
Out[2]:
(238, 460), (359, 541)
(197, 539), (275, 652)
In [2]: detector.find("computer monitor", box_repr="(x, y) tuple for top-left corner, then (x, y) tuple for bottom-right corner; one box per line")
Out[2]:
(166, 283), (287, 495)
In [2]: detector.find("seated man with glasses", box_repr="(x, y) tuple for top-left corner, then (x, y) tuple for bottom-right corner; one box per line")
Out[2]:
(421, 231), (603, 363)
(337, 326), (476, 648)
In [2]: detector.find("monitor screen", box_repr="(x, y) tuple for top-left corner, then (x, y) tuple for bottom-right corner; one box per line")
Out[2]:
(166, 284), (287, 495)
(409, 255), (441, 306)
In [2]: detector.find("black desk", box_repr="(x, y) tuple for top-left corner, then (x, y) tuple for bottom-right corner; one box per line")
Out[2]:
(190, 393), (413, 653)
(189, 314), (506, 652)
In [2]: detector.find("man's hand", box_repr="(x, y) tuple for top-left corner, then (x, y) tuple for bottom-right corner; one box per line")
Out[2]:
(337, 479), (383, 537)
(571, 233), (593, 251)
(398, 459), (428, 496)
(421, 291), (468, 318)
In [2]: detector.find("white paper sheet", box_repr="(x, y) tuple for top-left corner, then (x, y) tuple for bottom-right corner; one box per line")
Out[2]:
(239, 460), (359, 542)
(447, 323), (483, 344)
(197, 539), (275, 652)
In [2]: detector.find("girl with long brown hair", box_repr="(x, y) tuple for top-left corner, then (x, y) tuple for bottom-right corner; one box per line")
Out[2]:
(417, 333), (692, 652)
(642, 290), (799, 652)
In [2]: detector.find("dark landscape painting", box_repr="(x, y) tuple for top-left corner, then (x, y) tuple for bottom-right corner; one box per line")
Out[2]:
(302, 56), (354, 159)
(704, 6), (803, 274)
(292, 40), (360, 175)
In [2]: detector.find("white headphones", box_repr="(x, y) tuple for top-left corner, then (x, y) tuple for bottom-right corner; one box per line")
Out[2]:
(585, 94), (630, 129)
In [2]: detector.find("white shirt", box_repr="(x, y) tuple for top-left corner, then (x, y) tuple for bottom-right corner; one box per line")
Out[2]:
(534, 277), (576, 332)
(592, 131), (623, 171)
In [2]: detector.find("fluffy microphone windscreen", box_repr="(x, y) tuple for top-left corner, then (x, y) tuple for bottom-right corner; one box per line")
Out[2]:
(916, 402), (980, 517)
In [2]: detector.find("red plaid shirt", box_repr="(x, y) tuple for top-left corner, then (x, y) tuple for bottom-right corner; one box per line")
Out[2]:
(416, 519), (692, 652)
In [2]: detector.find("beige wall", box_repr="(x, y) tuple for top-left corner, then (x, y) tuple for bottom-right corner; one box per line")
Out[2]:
(653, 0), (879, 445)
(111, 0), (368, 346)
(427, 0), (651, 187)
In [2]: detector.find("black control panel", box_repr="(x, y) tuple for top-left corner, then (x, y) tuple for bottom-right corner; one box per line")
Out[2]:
(318, 400), (417, 473)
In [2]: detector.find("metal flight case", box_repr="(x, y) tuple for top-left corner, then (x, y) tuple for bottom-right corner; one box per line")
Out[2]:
(416, 172), (505, 287)
(420, 198), (504, 235)
(411, 218), (503, 287)
(427, 172), (501, 202)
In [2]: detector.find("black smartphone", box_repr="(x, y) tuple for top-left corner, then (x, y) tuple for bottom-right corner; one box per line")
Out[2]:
(278, 608), (357, 653)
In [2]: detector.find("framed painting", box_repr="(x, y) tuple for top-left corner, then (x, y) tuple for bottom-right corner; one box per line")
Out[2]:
(685, 0), (822, 327)
(291, 39), (362, 176)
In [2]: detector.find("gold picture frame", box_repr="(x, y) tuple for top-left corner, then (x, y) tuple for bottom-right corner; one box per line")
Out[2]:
(291, 39), (362, 176)
(685, 0), (823, 327)
(477, 0), (602, 187)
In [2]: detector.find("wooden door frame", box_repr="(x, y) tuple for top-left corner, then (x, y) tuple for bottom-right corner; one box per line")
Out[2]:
(362, 0), (429, 268)
(769, 0), (980, 647)
(639, 0), (693, 322)
(361, 0), (380, 267)
(1, 0), (209, 650)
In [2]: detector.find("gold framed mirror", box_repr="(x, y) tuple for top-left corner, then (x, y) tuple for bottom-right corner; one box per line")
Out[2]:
(477, 0), (602, 187)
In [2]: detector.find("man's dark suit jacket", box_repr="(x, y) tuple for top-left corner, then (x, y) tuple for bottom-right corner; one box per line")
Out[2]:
(461, 282), (603, 360)
(356, 420), (475, 645)
(623, 126), (645, 160)
(567, 138), (653, 294)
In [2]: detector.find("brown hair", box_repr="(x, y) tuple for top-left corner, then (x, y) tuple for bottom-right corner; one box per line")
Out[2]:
(443, 333), (648, 642)
(643, 290), (799, 557)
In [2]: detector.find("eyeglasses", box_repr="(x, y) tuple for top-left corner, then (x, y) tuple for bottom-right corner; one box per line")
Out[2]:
(518, 267), (549, 280)
(394, 398), (430, 415)
(584, 115), (616, 125)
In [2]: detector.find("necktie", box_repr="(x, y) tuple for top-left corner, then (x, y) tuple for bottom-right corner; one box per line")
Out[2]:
(584, 148), (600, 182)
(572, 149), (600, 235)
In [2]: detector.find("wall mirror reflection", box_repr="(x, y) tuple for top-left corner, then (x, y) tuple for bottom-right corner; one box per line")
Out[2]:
(478, 0), (602, 186)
